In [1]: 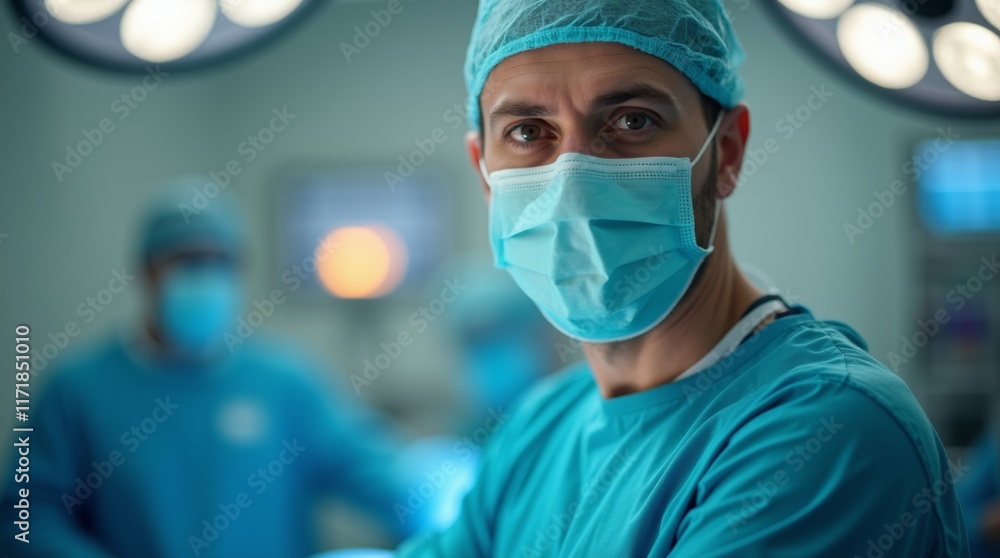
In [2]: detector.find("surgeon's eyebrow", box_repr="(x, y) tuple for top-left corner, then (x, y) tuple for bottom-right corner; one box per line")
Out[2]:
(589, 84), (681, 119)
(488, 100), (552, 133)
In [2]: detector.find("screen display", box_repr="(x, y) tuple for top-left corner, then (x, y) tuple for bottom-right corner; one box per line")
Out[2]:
(274, 168), (451, 298)
(917, 139), (1000, 235)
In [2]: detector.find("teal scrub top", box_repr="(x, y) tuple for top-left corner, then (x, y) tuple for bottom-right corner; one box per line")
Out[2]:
(397, 307), (969, 557)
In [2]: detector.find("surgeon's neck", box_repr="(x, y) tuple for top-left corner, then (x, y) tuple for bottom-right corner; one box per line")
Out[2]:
(583, 215), (763, 398)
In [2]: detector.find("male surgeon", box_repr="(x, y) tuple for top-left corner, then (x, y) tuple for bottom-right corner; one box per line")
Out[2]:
(396, 0), (969, 556)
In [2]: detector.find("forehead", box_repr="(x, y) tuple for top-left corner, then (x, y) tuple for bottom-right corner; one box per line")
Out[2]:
(481, 42), (700, 105)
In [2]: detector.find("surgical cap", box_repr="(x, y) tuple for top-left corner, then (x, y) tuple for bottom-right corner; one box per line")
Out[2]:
(464, 0), (746, 131)
(138, 175), (246, 264)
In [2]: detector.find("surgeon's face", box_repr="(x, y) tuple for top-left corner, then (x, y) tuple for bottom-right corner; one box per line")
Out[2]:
(470, 42), (749, 246)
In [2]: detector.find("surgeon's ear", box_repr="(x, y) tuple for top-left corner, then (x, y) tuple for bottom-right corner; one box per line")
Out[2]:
(715, 102), (750, 200)
(465, 130), (491, 202)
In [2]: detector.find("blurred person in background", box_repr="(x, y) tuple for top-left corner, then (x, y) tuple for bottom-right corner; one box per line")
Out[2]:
(2, 177), (419, 558)
(388, 261), (565, 536)
(445, 259), (563, 424)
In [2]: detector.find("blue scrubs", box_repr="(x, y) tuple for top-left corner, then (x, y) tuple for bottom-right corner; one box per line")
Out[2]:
(3, 335), (413, 558)
(398, 306), (969, 556)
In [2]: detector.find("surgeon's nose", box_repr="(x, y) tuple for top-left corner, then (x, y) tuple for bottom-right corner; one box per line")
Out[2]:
(558, 135), (589, 156)
(556, 127), (617, 160)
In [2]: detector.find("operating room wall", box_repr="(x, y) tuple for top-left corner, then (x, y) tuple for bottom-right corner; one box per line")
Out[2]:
(2, 0), (998, 468)
(725, 0), (998, 379)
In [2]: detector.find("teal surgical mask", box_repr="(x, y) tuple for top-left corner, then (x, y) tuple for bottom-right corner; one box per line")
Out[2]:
(159, 264), (242, 358)
(481, 114), (724, 343)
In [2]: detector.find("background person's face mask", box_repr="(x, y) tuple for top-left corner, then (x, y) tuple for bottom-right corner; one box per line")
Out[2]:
(159, 263), (242, 358)
(482, 114), (724, 343)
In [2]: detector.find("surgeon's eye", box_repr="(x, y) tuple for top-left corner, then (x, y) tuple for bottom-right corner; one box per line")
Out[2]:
(503, 122), (552, 150)
(614, 112), (654, 131)
(509, 123), (543, 143)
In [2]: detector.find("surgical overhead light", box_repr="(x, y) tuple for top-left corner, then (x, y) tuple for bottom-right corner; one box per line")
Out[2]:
(777, 0), (856, 20)
(767, 0), (1000, 117)
(12, 0), (317, 72)
(837, 3), (929, 89)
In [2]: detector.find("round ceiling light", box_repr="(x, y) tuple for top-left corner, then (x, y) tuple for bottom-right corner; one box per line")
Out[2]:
(975, 0), (1000, 30)
(13, 0), (319, 72)
(44, 0), (130, 25)
(837, 3), (929, 89)
(220, 0), (305, 28)
(777, 0), (856, 20)
(120, 0), (217, 63)
(934, 21), (1000, 101)
(765, 0), (1000, 117)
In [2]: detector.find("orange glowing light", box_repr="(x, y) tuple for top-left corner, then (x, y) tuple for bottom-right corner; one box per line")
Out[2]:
(316, 225), (408, 299)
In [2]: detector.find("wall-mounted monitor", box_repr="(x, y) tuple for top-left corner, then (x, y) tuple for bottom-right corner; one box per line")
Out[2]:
(274, 168), (451, 299)
(917, 139), (1000, 236)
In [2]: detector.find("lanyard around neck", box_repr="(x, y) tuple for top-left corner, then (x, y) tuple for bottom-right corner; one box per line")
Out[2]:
(674, 298), (788, 381)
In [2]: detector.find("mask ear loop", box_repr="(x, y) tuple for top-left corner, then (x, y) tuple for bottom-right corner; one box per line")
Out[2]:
(695, 111), (726, 249)
(707, 196), (723, 248)
(693, 111), (725, 166)
(479, 157), (493, 189)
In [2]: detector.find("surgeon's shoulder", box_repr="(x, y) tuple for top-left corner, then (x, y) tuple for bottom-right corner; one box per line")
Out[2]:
(762, 318), (935, 444)
(745, 319), (952, 491)
(732, 318), (967, 555)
